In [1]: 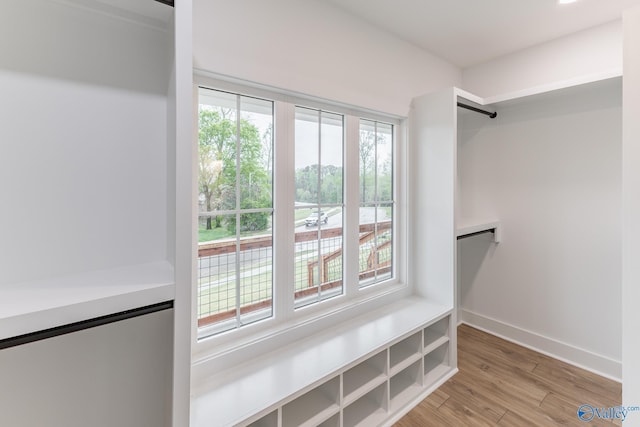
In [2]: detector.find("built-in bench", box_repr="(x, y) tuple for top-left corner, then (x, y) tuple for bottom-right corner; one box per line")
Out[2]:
(191, 297), (457, 427)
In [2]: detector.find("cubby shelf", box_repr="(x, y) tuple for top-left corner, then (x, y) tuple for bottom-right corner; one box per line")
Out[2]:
(343, 351), (387, 406)
(282, 377), (339, 427)
(343, 383), (387, 427)
(192, 299), (456, 427)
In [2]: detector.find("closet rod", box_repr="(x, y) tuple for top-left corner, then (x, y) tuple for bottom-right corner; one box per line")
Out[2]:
(457, 102), (497, 119)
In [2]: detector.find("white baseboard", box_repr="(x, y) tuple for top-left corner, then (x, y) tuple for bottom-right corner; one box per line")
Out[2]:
(458, 309), (621, 382)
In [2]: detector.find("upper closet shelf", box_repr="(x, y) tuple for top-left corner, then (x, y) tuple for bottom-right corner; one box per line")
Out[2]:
(0, 261), (174, 341)
(457, 219), (501, 243)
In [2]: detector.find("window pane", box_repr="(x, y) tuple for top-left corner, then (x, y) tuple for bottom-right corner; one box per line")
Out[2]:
(376, 123), (393, 203)
(295, 107), (319, 205)
(294, 107), (344, 308)
(198, 213), (238, 327)
(240, 96), (273, 209)
(359, 120), (376, 203)
(320, 112), (343, 205)
(198, 88), (274, 337)
(199, 91), (238, 211)
(359, 119), (394, 288)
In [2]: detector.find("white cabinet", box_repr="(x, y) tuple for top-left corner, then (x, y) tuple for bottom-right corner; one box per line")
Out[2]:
(194, 304), (455, 427)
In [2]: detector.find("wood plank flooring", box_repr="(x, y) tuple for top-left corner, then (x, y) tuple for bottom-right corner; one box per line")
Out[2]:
(395, 324), (622, 426)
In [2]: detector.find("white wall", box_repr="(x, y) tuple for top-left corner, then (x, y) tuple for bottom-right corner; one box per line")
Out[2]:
(0, 1), (172, 285)
(462, 21), (622, 101)
(193, 0), (461, 117)
(622, 5), (640, 411)
(457, 79), (622, 379)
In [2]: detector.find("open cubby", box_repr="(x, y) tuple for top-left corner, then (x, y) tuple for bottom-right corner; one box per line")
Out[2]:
(343, 350), (387, 405)
(282, 377), (339, 427)
(245, 409), (278, 427)
(424, 316), (450, 353)
(343, 382), (388, 427)
(389, 331), (422, 375)
(317, 413), (340, 427)
(424, 342), (450, 384)
(390, 359), (423, 411)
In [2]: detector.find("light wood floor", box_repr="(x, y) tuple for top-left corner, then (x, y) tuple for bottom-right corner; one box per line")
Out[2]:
(395, 324), (622, 426)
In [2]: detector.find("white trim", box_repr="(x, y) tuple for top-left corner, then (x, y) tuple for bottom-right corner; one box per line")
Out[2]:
(455, 70), (622, 107)
(194, 69), (404, 124)
(344, 115), (361, 299)
(458, 309), (622, 382)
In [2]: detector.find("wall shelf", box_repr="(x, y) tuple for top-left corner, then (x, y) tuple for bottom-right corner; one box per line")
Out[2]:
(0, 261), (174, 341)
(456, 219), (501, 243)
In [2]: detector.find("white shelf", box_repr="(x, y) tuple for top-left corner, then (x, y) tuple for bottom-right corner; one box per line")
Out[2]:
(390, 361), (423, 412)
(424, 336), (450, 355)
(343, 384), (387, 427)
(317, 414), (340, 427)
(456, 219), (501, 243)
(282, 383), (339, 427)
(0, 261), (174, 340)
(424, 315), (450, 353)
(389, 331), (422, 375)
(343, 351), (387, 405)
(246, 410), (278, 427)
(191, 298), (450, 427)
(424, 342), (451, 384)
(424, 363), (453, 385)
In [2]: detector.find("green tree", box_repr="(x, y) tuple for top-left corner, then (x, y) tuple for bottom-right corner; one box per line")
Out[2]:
(359, 130), (376, 203)
(199, 108), (271, 231)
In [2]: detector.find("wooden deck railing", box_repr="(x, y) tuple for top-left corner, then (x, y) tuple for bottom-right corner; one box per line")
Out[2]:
(197, 221), (392, 327)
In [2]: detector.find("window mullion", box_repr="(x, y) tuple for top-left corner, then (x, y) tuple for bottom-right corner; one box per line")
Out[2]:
(234, 95), (242, 328)
(344, 115), (360, 298)
(273, 101), (295, 322)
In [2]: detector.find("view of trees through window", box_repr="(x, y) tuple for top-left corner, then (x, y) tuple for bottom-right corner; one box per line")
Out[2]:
(359, 120), (394, 286)
(294, 107), (344, 308)
(196, 87), (395, 336)
(197, 88), (274, 334)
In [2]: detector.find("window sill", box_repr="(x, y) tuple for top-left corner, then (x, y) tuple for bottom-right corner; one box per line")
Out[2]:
(0, 261), (174, 341)
(192, 281), (410, 384)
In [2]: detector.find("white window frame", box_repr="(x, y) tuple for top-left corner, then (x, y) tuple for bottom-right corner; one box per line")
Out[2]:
(191, 72), (408, 364)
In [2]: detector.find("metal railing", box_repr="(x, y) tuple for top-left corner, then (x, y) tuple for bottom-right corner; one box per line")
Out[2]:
(197, 221), (392, 327)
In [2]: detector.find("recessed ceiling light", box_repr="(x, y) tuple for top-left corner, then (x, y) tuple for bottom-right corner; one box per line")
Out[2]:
(559, 0), (578, 4)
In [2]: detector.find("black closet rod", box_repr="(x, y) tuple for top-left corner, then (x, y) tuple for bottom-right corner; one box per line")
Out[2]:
(457, 102), (497, 119)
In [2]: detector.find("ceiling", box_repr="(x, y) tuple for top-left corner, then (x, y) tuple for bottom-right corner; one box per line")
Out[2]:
(324, 0), (640, 68)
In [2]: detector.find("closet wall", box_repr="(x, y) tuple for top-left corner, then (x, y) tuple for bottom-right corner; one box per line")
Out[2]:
(457, 78), (622, 379)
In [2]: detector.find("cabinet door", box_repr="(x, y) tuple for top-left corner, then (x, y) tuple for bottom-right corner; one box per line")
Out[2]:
(0, 309), (173, 427)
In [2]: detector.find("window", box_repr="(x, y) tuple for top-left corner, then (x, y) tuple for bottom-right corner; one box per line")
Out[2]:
(196, 84), (398, 339)
(359, 120), (394, 287)
(197, 88), (274, 335)
(294, 107), (344, 308)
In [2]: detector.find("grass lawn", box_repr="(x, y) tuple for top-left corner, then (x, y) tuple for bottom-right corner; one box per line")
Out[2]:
(198, 226), (234, 242)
